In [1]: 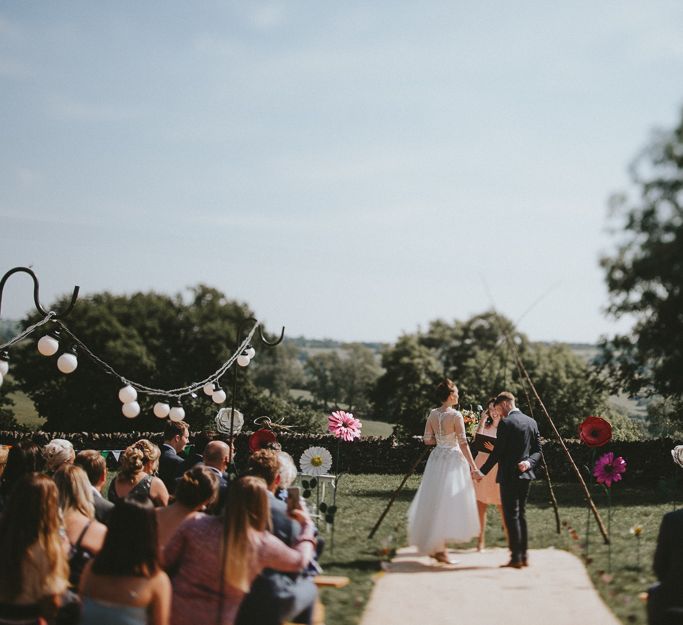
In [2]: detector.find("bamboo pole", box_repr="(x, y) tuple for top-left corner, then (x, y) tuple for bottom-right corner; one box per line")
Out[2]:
(368, 446), (430, 539)
(512, 358), (562, 534)
(509, 346), (610, 544)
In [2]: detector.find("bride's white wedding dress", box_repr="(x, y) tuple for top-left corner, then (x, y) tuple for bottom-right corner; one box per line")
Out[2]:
(407, 407), (480, 555)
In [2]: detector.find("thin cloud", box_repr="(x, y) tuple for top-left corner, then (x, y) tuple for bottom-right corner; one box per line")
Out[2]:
(45, 94), (143, 123)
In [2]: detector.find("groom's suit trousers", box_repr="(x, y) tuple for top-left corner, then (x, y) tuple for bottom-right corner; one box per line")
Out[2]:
(500, 478), (531, 563)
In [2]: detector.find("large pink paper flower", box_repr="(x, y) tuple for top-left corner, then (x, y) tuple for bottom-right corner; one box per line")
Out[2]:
(328, 410), (362, 441)
(593, 452), (627, 487)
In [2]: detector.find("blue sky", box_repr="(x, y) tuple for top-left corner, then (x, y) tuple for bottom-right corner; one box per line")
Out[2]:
(1, 1), (682, 343)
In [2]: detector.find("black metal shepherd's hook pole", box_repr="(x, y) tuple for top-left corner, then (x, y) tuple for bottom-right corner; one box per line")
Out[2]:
(227, 316), (285, 448)
(0, 266), (80, 319)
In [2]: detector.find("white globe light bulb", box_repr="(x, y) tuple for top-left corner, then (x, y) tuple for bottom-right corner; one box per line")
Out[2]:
(153, 402), (170, 419)
(203, 382), (215, 396)
(246, 346), (256, 359)
(118, 385), (137, 404)
(212, 389), (227, 404)
(122, 401), (141, 418)
(237, 354), (250, 367)
(169, 406), (185, 422)
(38, 335), (59, 356)
(0, 359), (8, 377)
(57, 352), (78, 374)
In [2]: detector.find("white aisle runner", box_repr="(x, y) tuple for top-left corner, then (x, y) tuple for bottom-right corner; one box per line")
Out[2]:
(360, 547), (622, 625)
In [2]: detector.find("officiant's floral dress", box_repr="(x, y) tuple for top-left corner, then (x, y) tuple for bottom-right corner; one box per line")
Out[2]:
(407, 408), (480, 555)
(473, 423), (502, 505)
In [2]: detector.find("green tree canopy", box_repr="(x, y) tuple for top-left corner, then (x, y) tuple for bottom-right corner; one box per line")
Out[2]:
(599, 108), (683, 411)
(304, 343), (382, 417)
(373, 312), (611, 439)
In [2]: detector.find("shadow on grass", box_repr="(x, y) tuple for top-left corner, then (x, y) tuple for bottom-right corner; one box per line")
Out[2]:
(322, 559), (382, 572)
(357, 488), (417, 501)
(529, 482), (675, 507)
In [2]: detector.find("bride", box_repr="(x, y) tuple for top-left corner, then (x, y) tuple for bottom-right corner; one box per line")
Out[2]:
(407, 379), (481, 563)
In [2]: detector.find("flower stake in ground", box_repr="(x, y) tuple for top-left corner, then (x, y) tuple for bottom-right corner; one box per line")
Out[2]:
(299, 446), (333, 522)
(327, 410), (362, 552)
(629, 525), (643, 570)
(593, 452), (627, 572)
(579, 416), (613, 559)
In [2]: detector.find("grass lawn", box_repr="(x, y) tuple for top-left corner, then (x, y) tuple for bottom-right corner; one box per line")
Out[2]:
(317, 474), (672, 625)
(7, 389), (45, 429)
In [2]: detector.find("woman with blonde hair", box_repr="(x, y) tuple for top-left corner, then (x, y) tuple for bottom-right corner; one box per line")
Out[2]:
(0, 473), (70, 623)
(54, 464), (108, 588)
(164, 476), (317, 625)
(43, 438), (75, 473)
(108, 440), (169, 507)
(156, 466), (218, 549)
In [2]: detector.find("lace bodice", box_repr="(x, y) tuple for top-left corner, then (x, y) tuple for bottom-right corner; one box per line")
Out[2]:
(423, 408), (468, 448)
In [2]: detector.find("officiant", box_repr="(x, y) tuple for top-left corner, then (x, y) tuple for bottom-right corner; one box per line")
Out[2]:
(472, 398), (507, 551)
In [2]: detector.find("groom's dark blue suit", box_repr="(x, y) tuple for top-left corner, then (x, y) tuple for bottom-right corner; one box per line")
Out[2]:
(479, 408), (541, 566)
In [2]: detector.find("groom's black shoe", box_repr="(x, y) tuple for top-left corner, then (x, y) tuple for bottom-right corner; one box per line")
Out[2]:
(500, 560), (524, 569)
(522, 558), (529, 567)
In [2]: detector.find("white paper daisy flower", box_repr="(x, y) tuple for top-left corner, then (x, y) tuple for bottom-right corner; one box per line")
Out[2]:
(300, 446), (333, 476)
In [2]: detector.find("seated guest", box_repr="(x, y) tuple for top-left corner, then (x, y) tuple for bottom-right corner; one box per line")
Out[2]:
(180, 431), (215, 472)
(164, 476), (316, 625)
(236, 450), (318, 625)
(0, 445), (8, 479)
(156, 466), (218, 549)
(54, 465), (108, 588)
(0, 440), (45, 514)
(201, 440), (233, 514)
(79, 498), (171, 625)
(109, 440), (169, 507)
(159, 421), (190, 494)
(43, 438), (75, 474)
(0, 474), (70, 624)
(648, 508), (683, 625)
(75, 450), (115, 524)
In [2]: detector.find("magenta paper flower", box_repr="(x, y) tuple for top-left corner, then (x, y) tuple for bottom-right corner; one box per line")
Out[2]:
(593, 452), (627, 487)
(328, 410), (362, 441)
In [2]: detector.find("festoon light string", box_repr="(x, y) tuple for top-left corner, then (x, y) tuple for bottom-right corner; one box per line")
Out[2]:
(0, 312), (259, 419)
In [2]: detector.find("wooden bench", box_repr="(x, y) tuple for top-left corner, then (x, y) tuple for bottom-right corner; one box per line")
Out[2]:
(284, 575), (350, 625)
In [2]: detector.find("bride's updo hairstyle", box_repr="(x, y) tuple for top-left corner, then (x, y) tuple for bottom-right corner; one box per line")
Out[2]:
(435, 379), (456, 403)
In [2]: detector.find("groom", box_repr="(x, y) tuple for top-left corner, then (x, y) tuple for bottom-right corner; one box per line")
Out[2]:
(477, 391), (541, 568)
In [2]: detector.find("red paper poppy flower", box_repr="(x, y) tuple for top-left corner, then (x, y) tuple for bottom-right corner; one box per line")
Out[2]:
(578, 416), (612, 447)
(248, 428), (277, 452)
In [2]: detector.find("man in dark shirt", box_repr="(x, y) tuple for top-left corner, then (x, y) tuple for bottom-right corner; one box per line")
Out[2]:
(75, 449), (114, 524)
(158, 420), (189, 494)
(236, 449), (317, 625)
(648, 508), (683, 624)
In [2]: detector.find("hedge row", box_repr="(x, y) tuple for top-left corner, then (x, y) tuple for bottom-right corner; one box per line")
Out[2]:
(1, 430), (680, 483)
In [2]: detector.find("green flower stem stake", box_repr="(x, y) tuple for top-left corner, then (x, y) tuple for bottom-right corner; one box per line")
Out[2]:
(629, 525), (643, 570)
(327, 411), (362, 555)
(593, 452), (627, 573)
(299, 446), (332, 528)
(578, 416), (613, 560)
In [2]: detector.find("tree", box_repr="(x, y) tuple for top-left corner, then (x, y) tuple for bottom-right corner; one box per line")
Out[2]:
(303, 344), (382, 417)
(371, 335), (443, 437)
(304, 351), (343, 410)
(250, 341), (305, 398)
(599, 108), (683, 412)
(7, 285), (318, 432)
(374, 312), (611, 440)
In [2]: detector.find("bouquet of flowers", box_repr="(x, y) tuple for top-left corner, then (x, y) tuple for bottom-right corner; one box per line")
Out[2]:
(460, 409), (479, 438)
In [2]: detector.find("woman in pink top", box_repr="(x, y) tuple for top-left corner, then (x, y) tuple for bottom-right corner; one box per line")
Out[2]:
(164, 476), (316, 625)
